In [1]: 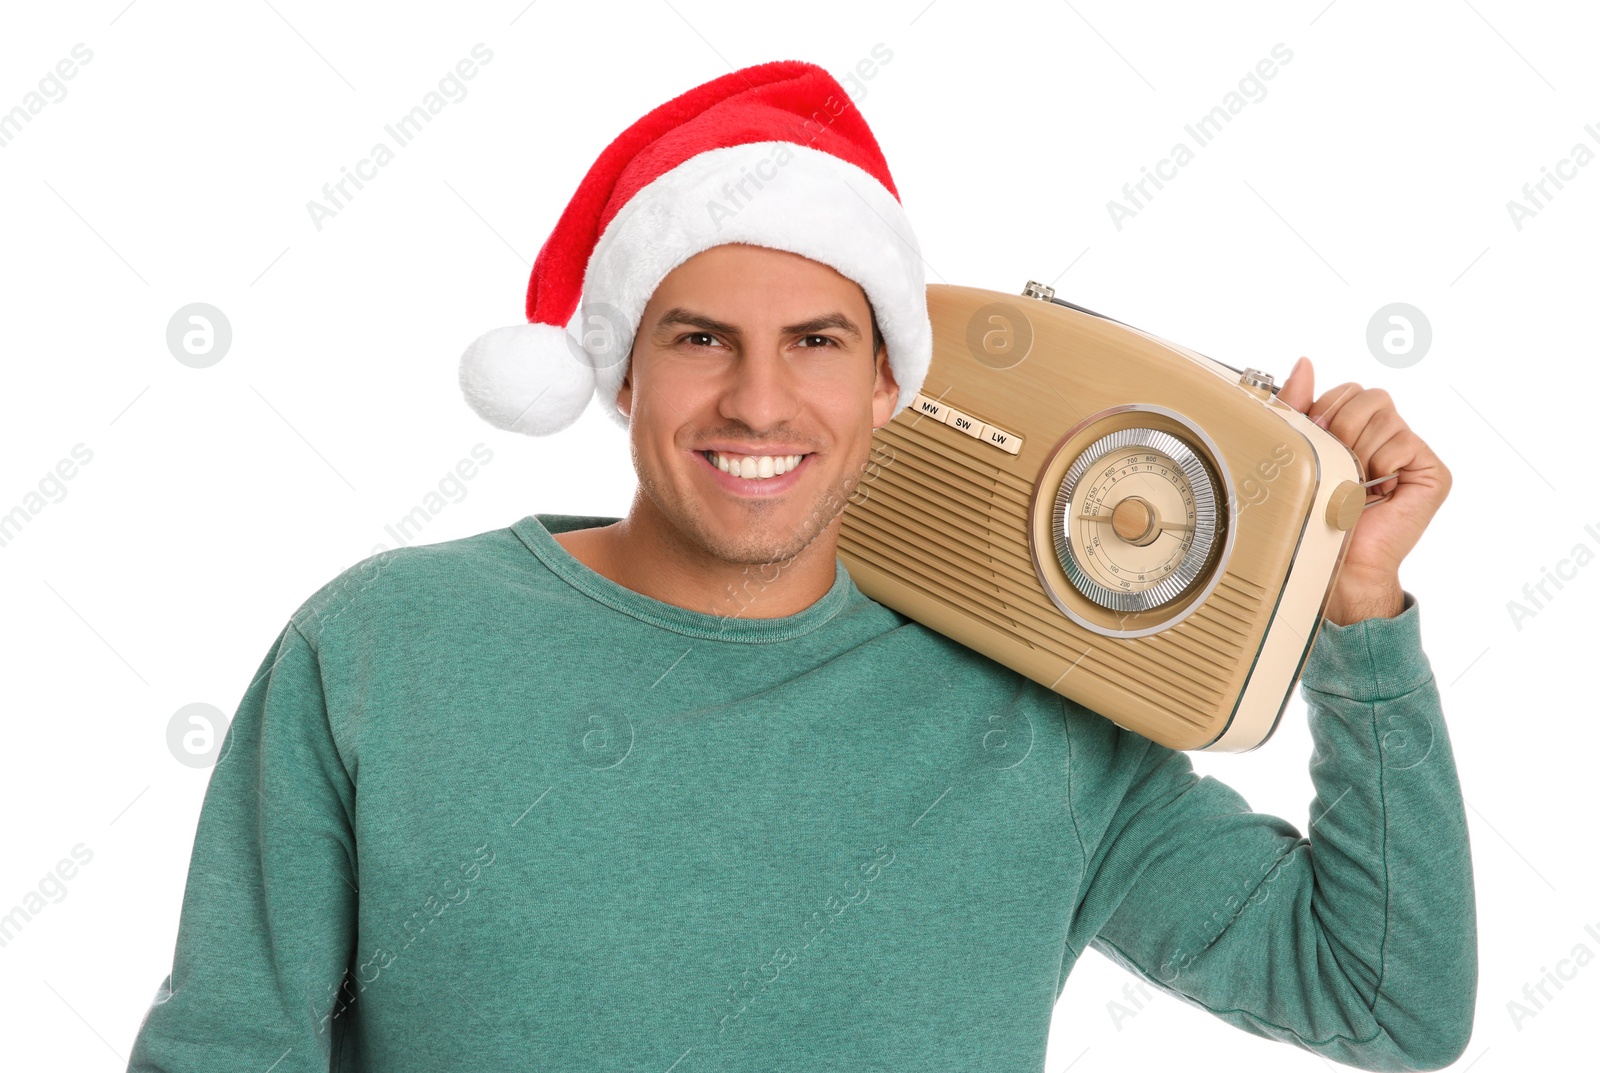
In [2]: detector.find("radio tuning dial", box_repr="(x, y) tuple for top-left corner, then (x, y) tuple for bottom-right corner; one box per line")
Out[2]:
(1051, 427), (1225, 614)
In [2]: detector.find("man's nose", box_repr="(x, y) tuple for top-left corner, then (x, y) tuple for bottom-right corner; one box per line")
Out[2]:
(717, 346), (802, 429)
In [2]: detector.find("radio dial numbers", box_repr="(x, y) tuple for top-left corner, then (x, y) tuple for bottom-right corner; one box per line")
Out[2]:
(1052, 427), (1222, 614)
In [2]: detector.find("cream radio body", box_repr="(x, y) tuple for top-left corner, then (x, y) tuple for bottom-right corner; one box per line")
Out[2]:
(837, 282), (1372, 752)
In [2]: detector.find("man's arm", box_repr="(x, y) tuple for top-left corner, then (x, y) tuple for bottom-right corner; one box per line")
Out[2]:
(1066, 593), (1476, 1071)
(127, 620), (358, 1072)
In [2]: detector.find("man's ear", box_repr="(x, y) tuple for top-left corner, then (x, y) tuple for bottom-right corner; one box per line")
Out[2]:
(871, 342), (899, 430)
(617, 365), (632, 419)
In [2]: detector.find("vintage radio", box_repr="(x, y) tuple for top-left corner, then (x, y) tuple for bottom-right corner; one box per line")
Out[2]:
(837, 281), (1392, 751)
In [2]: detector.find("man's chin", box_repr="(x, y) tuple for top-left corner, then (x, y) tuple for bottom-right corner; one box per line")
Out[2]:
(695, 519), (822, 570)
(643, 464), (846, 570)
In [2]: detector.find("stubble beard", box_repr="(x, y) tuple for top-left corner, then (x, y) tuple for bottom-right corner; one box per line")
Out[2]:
(636, 445), (861, 570)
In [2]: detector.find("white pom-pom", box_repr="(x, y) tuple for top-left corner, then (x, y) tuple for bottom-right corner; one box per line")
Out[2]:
(458, 322), (597, 437)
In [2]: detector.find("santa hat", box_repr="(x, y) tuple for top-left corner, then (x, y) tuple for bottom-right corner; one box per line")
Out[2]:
(458, 59), (932, 437)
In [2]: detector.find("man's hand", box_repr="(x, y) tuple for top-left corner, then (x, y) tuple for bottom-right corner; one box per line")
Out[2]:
(1278, 357), (1452, 625)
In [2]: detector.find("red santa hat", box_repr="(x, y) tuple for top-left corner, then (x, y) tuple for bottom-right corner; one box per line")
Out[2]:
(458, 59), (932, 436)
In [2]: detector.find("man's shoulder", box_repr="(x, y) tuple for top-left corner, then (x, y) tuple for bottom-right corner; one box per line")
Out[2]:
(855, 594), (1164, 760)
(287, 520), (542, 649)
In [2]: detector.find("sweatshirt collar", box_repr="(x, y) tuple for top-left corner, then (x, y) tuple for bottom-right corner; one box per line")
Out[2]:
(512, 513), (857, 643)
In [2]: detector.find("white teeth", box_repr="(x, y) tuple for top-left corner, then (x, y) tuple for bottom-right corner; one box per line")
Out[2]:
(707, 451), (804, 479)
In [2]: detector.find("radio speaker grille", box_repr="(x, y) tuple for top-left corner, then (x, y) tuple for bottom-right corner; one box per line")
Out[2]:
(838, 422), (1267, 735)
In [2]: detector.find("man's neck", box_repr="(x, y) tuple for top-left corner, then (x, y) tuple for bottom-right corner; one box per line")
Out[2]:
(550, 501), (840, 620)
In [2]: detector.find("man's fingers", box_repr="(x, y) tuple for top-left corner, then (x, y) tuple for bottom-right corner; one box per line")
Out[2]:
(1350, 408), (1409, 494)
(1309, 382), (1373, 433)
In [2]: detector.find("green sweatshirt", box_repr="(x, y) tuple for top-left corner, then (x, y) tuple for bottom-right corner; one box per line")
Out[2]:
(126, 512), (1476, 1072)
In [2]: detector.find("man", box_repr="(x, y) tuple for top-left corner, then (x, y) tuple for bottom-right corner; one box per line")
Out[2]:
(127, 61), (1475, 1072)
(551, 241), (892, 618)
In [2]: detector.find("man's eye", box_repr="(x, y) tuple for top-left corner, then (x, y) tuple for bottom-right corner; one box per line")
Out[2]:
(683, 332), (719, 347)
(798, 335), (837, 348)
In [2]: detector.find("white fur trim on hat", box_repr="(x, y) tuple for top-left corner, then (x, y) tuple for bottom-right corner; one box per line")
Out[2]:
(580, 141), (932, 431)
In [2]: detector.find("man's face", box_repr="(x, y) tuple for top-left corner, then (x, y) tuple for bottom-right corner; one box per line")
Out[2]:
(616, 242), (899, 568)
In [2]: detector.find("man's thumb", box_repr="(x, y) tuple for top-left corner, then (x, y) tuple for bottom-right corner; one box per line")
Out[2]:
(1278, 356), (1313, 414)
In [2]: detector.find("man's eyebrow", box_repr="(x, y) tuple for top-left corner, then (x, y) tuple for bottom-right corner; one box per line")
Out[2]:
(654, 307), (862, 340)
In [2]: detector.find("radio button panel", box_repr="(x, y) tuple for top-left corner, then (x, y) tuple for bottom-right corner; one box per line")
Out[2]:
(910, 392), (1023, 456)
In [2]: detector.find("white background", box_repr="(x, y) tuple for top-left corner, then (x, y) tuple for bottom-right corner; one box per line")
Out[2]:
(1, 1), (1595, 1070)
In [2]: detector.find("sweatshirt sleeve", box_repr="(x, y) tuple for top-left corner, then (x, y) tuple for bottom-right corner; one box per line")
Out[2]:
(1069, 593), (1478, 1071)
(126, 620), (359, 1072)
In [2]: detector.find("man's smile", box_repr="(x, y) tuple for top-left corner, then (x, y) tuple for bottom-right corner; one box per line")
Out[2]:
(692, 447), (815, 496)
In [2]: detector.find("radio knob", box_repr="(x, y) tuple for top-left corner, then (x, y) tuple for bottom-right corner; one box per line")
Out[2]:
(1238, 367), (1275, 398)
(1325, 480), (1365, 531)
